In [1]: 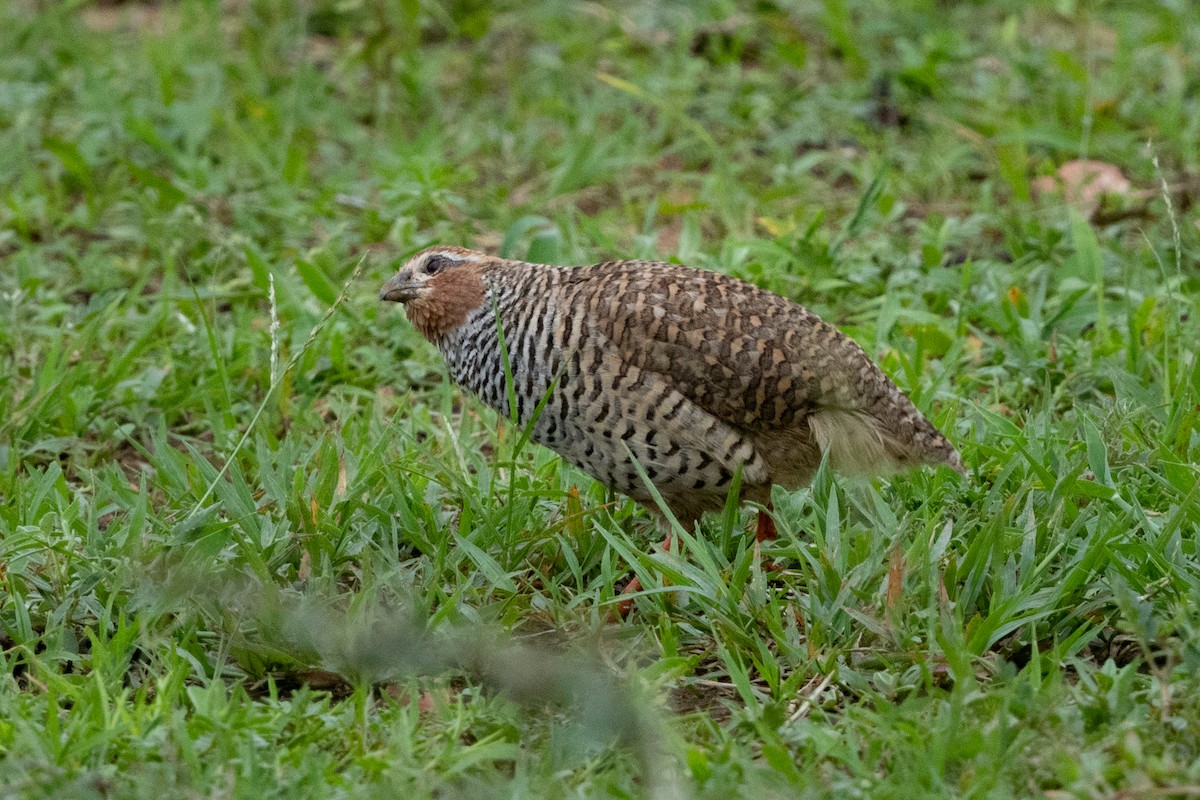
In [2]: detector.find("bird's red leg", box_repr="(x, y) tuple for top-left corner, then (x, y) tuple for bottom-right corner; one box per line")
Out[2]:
(755, 504), (778, 542)
(755, 503), (785, 573)
(615, 533), (674, 619)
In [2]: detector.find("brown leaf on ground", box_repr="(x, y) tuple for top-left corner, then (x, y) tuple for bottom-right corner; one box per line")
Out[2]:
(1031, 159), (1136, 217)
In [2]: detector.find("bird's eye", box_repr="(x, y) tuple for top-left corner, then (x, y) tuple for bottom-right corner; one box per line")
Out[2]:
(424, 255), (451, 275)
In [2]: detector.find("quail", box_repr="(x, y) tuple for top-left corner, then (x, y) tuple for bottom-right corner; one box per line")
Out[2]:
(380, 246), (963, 579)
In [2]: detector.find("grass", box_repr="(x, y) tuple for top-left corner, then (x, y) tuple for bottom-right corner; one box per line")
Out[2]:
(1, 0), (1198, 797)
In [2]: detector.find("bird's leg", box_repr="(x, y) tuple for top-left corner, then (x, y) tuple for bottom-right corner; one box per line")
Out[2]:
(755, 502), (778, 542)
(615, 534), (673, 618)
(754, 501), (785, 573)
(614, 516), (679, 619)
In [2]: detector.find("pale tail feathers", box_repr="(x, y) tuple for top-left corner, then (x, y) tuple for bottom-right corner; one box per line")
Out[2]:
(809, 408), (963, 478)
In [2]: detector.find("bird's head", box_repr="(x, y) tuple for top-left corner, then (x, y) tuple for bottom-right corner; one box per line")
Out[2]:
(379, 246), (492, 341)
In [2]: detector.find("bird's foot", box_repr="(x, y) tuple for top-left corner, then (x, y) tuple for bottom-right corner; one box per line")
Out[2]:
(613, 534), (674, 619)
(613, 576), (641, 619)
(755, 508), (777, 542)
(754, 507), (786, 573)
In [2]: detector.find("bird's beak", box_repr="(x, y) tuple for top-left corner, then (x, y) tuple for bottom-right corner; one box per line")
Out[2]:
(379, 272), (420, 303)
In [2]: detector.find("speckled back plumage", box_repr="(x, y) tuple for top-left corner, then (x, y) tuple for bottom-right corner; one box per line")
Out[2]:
(381, 247), (963, 528)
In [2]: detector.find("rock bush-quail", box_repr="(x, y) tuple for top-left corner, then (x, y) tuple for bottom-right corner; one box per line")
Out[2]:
(380, 246), (963, 536)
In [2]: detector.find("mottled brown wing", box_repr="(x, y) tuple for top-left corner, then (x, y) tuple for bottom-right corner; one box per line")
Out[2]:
(580, 262), (870, 428)
(577, 261), (963, 474)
